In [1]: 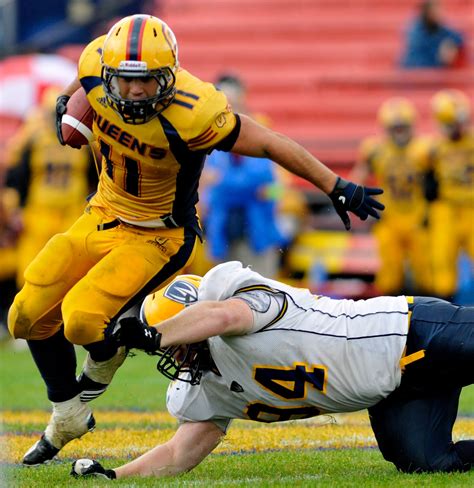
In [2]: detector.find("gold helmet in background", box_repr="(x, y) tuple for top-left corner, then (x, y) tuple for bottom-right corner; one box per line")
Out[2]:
(378, 97), (416, 146)
(431, 89), (471, 126)
(378, 97), (416, 128)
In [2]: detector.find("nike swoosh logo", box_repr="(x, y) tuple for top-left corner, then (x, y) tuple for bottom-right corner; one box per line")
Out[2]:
(338, 196), (346, 204)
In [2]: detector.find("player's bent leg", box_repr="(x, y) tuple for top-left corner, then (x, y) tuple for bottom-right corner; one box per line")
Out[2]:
(63, 229), (197, 402)
(369, 386), (469, 472)
(7, 230), (98, 465)
(23, 393), (96, 466)
(77, 346), (128, 402)
(8, 233), (83, 340)
(21, 327), (94, 466)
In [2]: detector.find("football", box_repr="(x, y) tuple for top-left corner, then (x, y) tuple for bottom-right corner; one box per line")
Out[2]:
(61, 87), (94, 148)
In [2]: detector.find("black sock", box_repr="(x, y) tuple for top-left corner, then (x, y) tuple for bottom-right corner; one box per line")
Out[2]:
(27, 327), (80, 402)
(83, 339), (118, 362)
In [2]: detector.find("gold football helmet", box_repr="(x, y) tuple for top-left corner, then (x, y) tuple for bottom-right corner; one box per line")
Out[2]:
(140, 274), (203, 385)
(378, 97), (416, 147)
(140, 274), (201, 325)
(378, 97), (416, 127)
(431, 89), (471, 126)
(101, 14), (179, 124)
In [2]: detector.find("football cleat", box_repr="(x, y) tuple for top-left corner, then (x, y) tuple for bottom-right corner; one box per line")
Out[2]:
(78, 346), (127, 402)
(22, 394), (96, 466)
(23, 435), (60, 466)
(71, 459), (116, 479)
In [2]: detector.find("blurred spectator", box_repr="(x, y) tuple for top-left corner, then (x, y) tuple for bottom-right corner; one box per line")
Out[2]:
(5, 87), (97, 288)
(427, 89), (474, 300)
(400, 0), (466, 68)
(201, 74), (287, 278)
(5, 0), (153, 55)
(352, 97), (432, 295)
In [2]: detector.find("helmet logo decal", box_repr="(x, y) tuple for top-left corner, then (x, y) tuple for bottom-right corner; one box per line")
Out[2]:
(118, 60), (148, 71)
(164, 280), (199, 305)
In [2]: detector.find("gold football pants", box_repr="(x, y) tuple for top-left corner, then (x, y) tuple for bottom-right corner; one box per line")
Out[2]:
(373, 212), (431, 295)
(16, 204), (84, 288)
(429, 201), (474, 297)
(8, 205), (197, 344)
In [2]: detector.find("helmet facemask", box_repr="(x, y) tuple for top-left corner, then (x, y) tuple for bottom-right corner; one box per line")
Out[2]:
(140, 274), (204, 384)
(154, 342), (208, 385)
(387, 124), (413, 147)
(102, 65), (176, 124)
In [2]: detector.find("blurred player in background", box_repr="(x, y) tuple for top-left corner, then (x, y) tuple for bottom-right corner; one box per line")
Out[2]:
(7, 14), (384, 465)
(427, 89), (474, 300)
(5, 87), (96, 288)
(0, 186), (21, 334)
(353, 98), (431, 295)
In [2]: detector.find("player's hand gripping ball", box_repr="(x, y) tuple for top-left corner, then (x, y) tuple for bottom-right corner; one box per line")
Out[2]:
(59, 88), (94, 149)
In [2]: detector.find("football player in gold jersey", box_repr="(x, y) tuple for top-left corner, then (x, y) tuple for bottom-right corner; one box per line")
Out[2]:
(5, 87), (96, 289)
(428, 89), (474, 299)
(8, 14), (384, 465)
(354, 98), (432, 295)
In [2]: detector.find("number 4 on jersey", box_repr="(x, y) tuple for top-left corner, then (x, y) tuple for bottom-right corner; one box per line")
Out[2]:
(254, 363), (327, 400)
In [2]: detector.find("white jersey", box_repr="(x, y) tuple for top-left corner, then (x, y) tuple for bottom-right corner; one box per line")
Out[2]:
(167, 262), (409, 431)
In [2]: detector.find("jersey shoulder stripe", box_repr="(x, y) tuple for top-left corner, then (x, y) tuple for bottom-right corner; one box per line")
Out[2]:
(176, 89), (200, 101)
(172, 98), (194, 110)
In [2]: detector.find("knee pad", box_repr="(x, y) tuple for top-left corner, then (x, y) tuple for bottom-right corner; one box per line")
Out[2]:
(7, 300), (29, 339)
(62, 247), (150, 345)
(24, 234), (74, 286)
(63, 309), (105, 345)
(8, 296), (62, 340)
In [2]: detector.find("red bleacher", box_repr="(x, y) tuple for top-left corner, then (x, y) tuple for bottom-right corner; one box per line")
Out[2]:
(159, 0), (474, 170)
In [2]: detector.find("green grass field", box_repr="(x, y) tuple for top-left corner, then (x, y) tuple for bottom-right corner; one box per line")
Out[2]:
(1, 341), (473, 487)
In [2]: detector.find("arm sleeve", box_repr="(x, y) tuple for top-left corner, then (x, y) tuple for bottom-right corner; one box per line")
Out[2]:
(231, 289), (286, 333)
(212, 114), (241, 152)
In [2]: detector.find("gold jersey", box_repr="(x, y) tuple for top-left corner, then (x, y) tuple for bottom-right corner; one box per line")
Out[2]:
(78, 36), (237, 224)
(430, 130), (474, 207)
(359, 136), (430, 215)
(6, 109), (92, 210)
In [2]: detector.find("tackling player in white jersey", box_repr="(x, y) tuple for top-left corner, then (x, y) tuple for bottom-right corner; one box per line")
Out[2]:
(72, 261), (474, 479)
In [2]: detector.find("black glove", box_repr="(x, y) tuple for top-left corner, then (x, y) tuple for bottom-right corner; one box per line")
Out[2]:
(329, 176), (385, 230)
(111, 316), (162, 353)
(71, 459), (116, 479)
(55, 94), (70, 145)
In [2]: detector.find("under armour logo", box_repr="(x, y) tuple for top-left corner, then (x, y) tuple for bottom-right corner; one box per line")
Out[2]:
(144, 329), (152, 338)
(338, 196), (346, 205)
(230, 381), (244, 392)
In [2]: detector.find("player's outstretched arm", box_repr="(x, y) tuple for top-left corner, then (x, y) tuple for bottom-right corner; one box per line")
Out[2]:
(71, 421), (224, 479)
(232, 114), (384, 230)
(112, 299), (254, 352)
